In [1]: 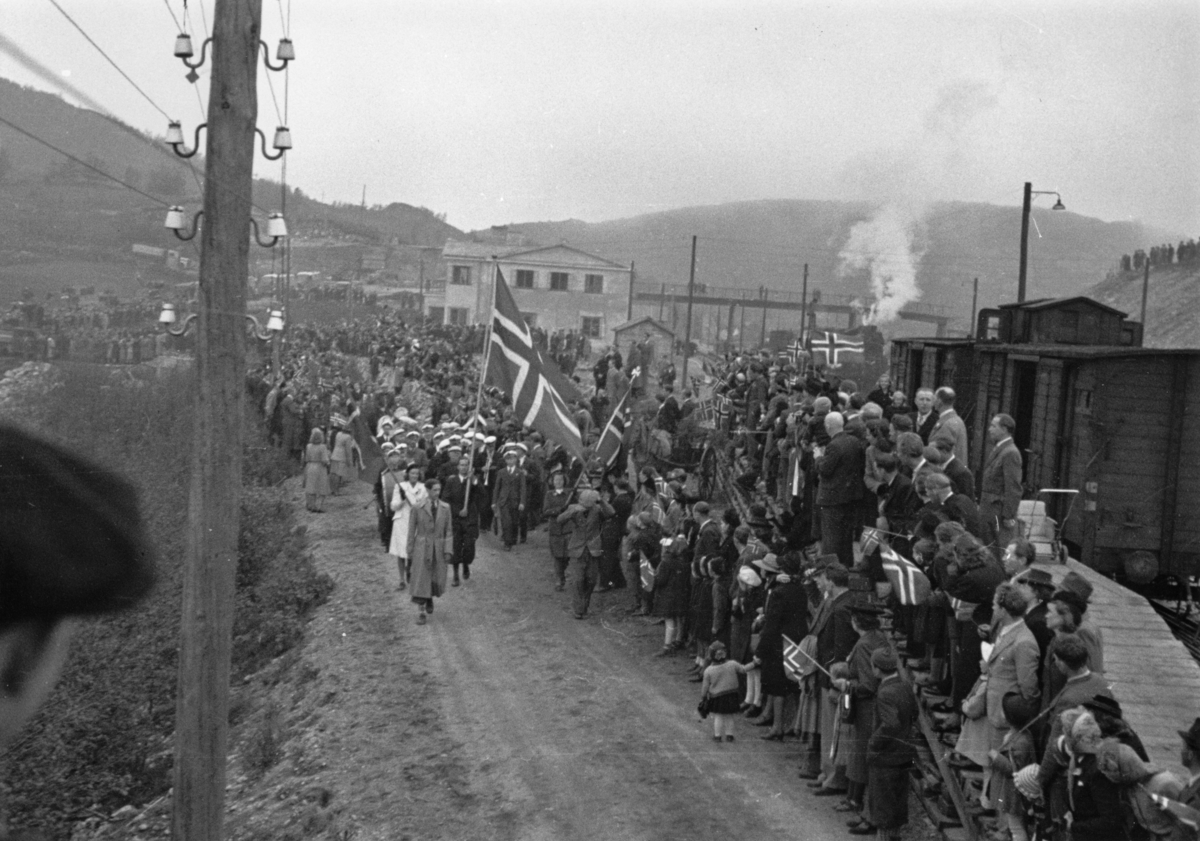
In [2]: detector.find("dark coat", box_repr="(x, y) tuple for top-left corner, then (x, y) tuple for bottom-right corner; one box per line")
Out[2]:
(878, 473), (921, 534)
(816, 431), (865, 506)
(812, 588), (859, 686)
(867, 674), (918, 767)
(492, 464), (527, 509)
(910, 410), (937, 444)
(943, 456), (975, 499)
(652, 551), (690, 617)
(754, 578), (809, 696)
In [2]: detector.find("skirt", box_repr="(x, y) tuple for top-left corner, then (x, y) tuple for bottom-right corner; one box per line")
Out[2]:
(708, 690), (742, 715)
(303, 461), (330, 496)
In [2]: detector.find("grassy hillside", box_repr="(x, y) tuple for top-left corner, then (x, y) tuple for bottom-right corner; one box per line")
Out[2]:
(1087, 262), (1200, 348)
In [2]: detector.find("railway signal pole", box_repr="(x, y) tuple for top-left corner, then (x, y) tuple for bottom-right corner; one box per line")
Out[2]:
(172, 2), (262, 840)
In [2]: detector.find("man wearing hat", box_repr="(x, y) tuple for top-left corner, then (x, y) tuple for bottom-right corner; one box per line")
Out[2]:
(834, 603), (890, 818)
(1015, 566), (1056, 667)
(859, 648), (918, 839)
(556, 489), (614, 619)
(492, 446), (527, 550)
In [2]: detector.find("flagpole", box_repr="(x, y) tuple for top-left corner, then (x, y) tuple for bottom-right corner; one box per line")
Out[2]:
(461, 259), (499, 515)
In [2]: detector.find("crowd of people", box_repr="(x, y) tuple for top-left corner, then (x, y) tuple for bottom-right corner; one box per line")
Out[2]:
(248, 308), (1199, 841)
(1119, 238), (1200, 272)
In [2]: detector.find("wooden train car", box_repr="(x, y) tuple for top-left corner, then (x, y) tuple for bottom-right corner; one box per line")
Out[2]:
(890, 296), (1200, 581)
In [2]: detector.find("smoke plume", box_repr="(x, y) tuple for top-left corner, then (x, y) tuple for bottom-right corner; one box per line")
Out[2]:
(837, 80), (998, 324)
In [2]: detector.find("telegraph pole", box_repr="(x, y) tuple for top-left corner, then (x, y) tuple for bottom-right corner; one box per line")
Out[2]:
(173, 2), (261, 840)
(681, 235), (697, 387)
(626, 260), (635, 322)
(799, 263), (808, 344)
(970, 277), (979, 337)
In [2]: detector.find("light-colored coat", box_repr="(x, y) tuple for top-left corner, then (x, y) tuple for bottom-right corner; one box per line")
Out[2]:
(984, 619), (1041, 730)
(407, 500), (451, 599)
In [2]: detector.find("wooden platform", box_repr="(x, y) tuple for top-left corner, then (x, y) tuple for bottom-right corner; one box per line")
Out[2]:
(1043, 559), (1200, 777)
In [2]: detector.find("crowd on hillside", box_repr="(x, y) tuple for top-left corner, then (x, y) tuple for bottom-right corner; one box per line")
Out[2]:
(1119, 238), (1200, 272)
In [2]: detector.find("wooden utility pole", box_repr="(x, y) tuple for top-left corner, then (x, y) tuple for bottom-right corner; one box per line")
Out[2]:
(760, 286), (769, 347)
(626, 260), (635, 322)
(799, 263), (808, 343)
(970, 277), (979, 337)
(681, 235), (697, 386)
(173, 2), (260, 840)
(1139, 259), (1150, 328)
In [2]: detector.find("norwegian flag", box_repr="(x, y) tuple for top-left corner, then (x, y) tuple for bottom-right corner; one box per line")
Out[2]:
(783, 634), (817, 682)
(787, 337), (807, 365)
(639, 554), (656, 590)
(880, 545), (931, 606)
(808, 331), (864, 368)
(713, 393), (732, 428)
(860, 526), (884, 556)
(485, 269), (585, 461)
(594, 390), (629, 468)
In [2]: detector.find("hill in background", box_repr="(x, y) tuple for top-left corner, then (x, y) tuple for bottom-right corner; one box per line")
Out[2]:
(496, 199), (1161, 338)
(1086, 263), (1200, 348)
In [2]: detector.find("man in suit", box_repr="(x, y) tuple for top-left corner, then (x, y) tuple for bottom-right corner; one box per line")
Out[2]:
(929, 386), (969, 465)
(979, 413), (1024, 549)
(815, 412), (865, 568)
(491, 447), (526, 550)
(853, 649), (918, 839)
(802, 561), (860, 792)
(910, 387), (937, 444)
(922, 472), (987, 541)
(983, 583), (1041, 736)
(442, 454), (482, 586)
(930, 437), (975, 498)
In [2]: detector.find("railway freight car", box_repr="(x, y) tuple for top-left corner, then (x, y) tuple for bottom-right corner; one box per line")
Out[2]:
(890, 296), (1200, 582)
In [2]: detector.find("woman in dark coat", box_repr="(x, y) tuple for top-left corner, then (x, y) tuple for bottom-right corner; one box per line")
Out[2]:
(753, 551), (810, 739)
(652, 538), (691, 655)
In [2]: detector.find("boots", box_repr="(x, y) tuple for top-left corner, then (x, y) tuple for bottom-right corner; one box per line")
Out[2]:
(451, 564), (461, 587)
(396, 557), (407, 591)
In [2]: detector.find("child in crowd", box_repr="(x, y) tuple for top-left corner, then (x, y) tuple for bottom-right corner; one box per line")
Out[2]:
(988, 694), (1038, 841)
(700, 641), (748, 743)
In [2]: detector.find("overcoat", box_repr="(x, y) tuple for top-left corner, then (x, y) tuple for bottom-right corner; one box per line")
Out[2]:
(406, 500), (451, 600)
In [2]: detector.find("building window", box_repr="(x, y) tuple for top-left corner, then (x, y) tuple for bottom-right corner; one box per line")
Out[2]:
(450, 265), (471, 286)
(515, 269), (534, 289)
(549, 272), (569, 291)
(584, 273), (604, 294)
(581, 316), (602, 338)
(448, 307), (469, 326)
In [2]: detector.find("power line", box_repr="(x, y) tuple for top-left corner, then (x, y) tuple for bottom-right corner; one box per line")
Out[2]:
(47, 0), (174, 122)
(0, 113), (171, 206)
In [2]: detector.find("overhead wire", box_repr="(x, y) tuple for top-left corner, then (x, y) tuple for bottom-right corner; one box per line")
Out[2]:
(46, 0), (173, 122)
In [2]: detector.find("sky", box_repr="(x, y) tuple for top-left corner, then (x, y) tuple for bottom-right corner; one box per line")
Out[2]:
(2, 0), (1198, 235)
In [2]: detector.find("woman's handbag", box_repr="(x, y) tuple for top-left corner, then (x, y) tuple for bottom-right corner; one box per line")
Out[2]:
(697, 695), (711, 719)
(962, 675), (988, 720)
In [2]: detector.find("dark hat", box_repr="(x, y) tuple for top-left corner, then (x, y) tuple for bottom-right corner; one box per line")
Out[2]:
(778, 552), (801, 576)
(870, 649), (898, 671)
(850, 603), (886, 616)
(1051, 589), (1088, 615)
(1082, 694), (1123, 720)
(1017, 568), (1054, 588)
(1058, 570), (1094, 603)
(1178, 717), (1200, 752)
(1002, 691), (1040, 730)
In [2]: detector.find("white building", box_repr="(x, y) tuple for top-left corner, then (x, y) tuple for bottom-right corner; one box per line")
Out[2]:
(428, 240), (633, 344)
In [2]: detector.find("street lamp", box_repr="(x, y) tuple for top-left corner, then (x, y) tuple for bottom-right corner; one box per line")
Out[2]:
(1017, 181), (1066, 303)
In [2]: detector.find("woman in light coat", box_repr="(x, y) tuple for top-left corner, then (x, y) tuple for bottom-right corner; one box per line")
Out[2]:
(407, 477), (451, 625)
(302, 428), (331, 512)
(389, 463), (427, 591)
(328, 419), (361, 495)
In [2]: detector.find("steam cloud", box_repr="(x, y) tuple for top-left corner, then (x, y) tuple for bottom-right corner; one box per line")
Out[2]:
(837, 80), (998, 324)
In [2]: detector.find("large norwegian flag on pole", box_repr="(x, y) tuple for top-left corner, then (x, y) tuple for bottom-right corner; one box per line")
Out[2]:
(485, 268), (586, 462)
(594, 390), (629, 468)
(808, 330), (864, 368)
(880, 545), (932, 606)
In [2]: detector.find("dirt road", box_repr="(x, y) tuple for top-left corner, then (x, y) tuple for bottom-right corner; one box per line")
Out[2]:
(285, 481), (931, 841)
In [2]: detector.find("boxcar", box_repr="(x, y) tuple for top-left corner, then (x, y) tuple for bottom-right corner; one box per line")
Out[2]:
(890, 296), (1200, 581)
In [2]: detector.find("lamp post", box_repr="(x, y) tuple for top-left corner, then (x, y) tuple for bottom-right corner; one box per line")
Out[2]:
(1017, 181), (1065, 303)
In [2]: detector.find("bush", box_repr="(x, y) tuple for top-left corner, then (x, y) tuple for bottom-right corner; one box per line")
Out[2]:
(2, 363), (330, 839)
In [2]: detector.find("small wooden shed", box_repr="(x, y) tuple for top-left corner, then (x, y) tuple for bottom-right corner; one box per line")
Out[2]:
(612, 316), (675, 370)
